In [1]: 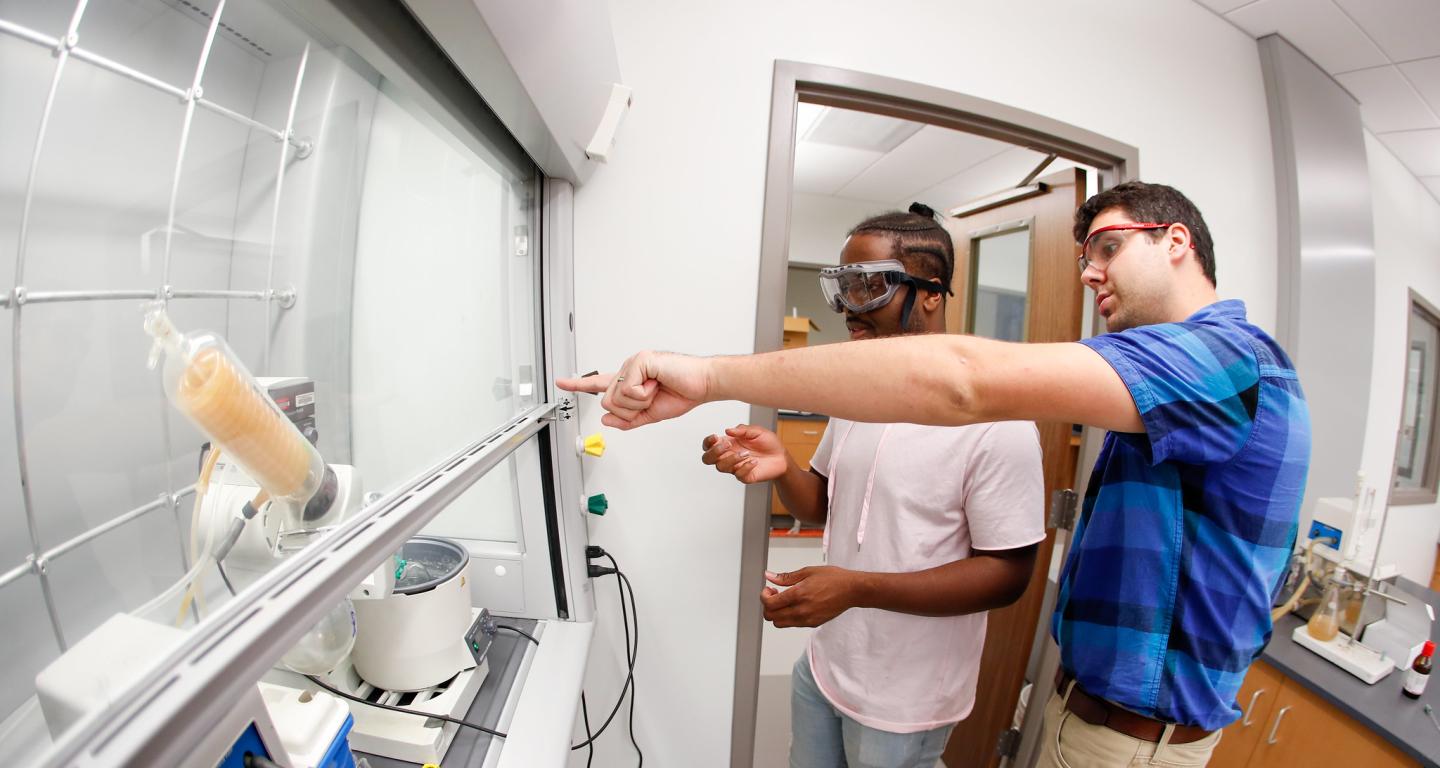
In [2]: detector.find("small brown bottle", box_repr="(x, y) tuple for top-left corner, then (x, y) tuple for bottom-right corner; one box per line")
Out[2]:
(1404, 640), (1435, 699)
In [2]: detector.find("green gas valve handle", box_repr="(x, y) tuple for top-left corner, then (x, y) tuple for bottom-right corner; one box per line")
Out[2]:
(587, 493), (609, 516)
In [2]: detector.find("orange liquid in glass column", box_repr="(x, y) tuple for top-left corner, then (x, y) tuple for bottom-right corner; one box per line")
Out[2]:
(177, 347), (310, 498)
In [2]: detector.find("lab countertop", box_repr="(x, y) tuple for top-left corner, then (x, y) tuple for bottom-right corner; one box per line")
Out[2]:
(360, 616), (593, 768)
(776, 410), (829, 421)
(1262, 579), (1440, 767)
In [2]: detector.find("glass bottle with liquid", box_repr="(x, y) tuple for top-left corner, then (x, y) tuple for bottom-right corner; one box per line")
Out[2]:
(1342, 584), (1366, 633)
(1404, 641), (1435, 699)
(1307, 581), (1342, 642)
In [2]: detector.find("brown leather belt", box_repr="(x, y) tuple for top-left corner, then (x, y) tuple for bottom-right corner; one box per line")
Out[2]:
(1054, 668), (1213, 745)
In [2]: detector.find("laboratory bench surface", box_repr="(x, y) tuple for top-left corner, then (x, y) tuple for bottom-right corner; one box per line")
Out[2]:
(360, 616), (593, 768)
(1260, 579), (1440, 767)
(775, 409), (829, 421)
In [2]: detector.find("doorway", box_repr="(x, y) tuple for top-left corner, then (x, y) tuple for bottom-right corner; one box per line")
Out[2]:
(738, 61), (1138, 768)
(942, 168), (1086, 768)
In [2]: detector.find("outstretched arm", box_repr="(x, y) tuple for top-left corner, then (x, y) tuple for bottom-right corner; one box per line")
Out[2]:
(558, 335), (1141, 433)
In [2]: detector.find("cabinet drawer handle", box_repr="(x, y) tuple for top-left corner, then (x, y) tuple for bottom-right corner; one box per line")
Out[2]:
(1266, 706), (1292, 745)
(802, 430), (819, 436)
(1242, 688), (1266, 726)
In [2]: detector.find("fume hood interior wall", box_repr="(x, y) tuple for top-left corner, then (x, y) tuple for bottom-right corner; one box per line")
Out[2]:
(0, 2), (269, 738)
(0, 1), (384, 755)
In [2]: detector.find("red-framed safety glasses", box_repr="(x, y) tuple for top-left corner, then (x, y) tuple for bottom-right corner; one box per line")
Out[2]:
(1077, 222), (1171, 273)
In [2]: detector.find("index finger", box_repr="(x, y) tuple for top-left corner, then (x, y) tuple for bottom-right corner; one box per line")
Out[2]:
(556, 371), (612, 394)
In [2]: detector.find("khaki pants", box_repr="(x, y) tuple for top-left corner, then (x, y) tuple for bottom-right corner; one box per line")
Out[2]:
(1033, 685), (1222, 768)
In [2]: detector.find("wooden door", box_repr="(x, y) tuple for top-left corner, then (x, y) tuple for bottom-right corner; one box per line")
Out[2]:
(770, 417), (826, 521)
(1208, 660), (1286, 768)
(1247, 679), (1415, 767)
(941, 168), (1086, 768)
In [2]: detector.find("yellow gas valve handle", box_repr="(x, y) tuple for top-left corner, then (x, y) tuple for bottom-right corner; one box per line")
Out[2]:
(580, 433), (606, 457)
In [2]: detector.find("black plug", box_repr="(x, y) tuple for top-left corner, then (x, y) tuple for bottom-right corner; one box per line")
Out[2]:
(586, 545), (607, 559)
(588, 564), (616, 578)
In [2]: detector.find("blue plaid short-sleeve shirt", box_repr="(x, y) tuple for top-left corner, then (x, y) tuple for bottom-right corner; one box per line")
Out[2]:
(1052, 299), (1311, 730)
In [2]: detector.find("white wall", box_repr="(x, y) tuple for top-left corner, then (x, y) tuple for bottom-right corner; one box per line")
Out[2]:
(1365, 131), (1440, 585)
(569, 1), (1277, 765)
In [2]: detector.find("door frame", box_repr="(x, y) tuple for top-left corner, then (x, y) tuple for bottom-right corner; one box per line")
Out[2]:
(737, 60), (1140, 766)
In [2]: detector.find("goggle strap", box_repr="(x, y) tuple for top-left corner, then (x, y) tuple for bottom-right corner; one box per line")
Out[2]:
(899, 283), (919, 329)
(900, 274), (953, 297)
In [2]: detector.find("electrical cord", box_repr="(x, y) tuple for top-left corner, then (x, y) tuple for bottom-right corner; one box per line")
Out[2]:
(495, 623), (539, 645)
(607, 554), (643, 767)
(306, 620), (545, 741)
(581, 692), (595, 768)
(568, 613), (634, 750)
(216, 561), (237, 597)
(305, 674), (508, 739)
(495, 615), (594, 764)
(568, 547), (643, 764)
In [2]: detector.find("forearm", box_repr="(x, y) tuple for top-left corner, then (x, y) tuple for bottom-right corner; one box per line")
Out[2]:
(708, 335), (981, 426)
(849, 554), (1033, 618)
(772, 454), (827, 525)
(704, 335), (1144, 433)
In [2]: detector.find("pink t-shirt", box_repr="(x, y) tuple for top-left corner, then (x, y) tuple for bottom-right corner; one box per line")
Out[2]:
(806, 419), (1045, 733)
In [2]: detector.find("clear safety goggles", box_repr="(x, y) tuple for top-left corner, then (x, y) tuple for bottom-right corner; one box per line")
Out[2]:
(817, 259), (947, 314)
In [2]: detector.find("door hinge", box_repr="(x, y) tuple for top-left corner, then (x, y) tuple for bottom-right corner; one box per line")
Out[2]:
(995, 726), (1021, 758)
(1049, 488), (1078, 531)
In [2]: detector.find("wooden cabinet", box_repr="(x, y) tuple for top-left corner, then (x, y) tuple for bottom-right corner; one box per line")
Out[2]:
(777, 418), (825, 447)
(1210, 661), (1416, 768)
(1210, 661), (1285, 767)
(770, 416), (826, 526)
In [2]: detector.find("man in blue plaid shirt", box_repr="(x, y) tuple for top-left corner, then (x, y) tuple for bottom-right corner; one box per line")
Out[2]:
(1036, 183), (1310, 766)
(561, 182), (1310, 767)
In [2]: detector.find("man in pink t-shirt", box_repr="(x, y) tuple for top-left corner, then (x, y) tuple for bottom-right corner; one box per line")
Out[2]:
(702, 207), (1045, 767)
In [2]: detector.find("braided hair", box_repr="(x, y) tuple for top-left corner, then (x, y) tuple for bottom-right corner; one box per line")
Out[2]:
(847, 203), (955, 293)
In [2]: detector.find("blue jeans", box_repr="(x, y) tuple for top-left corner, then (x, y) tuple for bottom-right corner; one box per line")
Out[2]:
(790, 653), (955, 768)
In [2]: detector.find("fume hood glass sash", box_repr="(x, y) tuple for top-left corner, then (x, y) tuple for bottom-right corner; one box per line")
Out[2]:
(38, 403), (555, 767)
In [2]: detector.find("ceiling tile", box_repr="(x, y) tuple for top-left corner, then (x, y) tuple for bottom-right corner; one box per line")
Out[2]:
(835, 126), (1012, 205)
(792, 142), (883, 196)
(1335, 66), (1440, 132)
(1378, 129), (1440, 176)
(1333, 0), (1440, 63)
(1194, 0), (1260, 13)
(1399, 57), (1440, 119)
(804, 108), (923, 153)
(1228, 0), (1389, 73)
